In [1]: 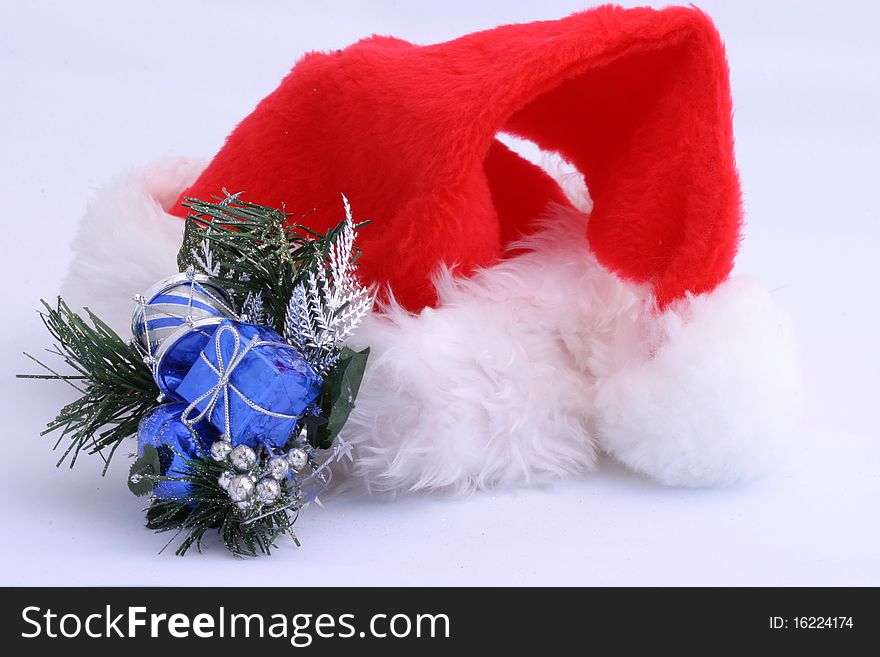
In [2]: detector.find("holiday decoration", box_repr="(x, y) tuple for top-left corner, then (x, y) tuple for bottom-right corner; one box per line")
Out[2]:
(228, 444), (258, 472)
(22, 194), (372, 556)
(133, 402), (218, 499)
(131, 271), (235, 354)
(266, 455), (290, 480)
(171, 6), (742, 312)
(35, 5), (802, 557)
(287, 449), (308, 472)
(176, 320), (322, 449)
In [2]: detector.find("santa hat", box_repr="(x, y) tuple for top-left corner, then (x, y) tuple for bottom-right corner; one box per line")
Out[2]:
(63, 5), (800, 493)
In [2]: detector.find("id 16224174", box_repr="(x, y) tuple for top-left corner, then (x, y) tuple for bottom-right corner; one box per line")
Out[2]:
(770, 617), (854, 630)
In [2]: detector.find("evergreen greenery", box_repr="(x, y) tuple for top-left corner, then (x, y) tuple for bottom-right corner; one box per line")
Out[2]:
(18, 299), (158, 473)
(178, 194), (369, 335)
(142, 450), (300, 557)
(21, 193), (372, 556)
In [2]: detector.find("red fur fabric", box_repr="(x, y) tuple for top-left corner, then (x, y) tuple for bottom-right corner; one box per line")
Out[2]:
(172, 5), (741, 310)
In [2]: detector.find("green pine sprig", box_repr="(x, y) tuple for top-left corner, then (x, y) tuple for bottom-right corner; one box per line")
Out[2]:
(137, 448), (300, 557)
(18, 298), (159, 472)
(177, 194), (368, 334)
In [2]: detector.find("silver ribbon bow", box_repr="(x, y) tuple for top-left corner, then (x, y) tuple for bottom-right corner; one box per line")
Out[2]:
(181, 324), (300, 437)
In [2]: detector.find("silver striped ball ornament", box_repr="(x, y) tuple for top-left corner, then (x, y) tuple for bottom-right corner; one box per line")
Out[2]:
(131, 270), (235, 356)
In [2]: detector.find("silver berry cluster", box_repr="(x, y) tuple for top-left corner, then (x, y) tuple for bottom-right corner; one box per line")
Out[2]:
(209, 436), (310, 512)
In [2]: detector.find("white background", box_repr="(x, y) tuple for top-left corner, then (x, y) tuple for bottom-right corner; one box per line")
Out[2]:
(1, 0), (878, 585)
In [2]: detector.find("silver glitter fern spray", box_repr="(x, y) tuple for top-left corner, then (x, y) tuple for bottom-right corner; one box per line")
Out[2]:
(285, 195), (373, 375)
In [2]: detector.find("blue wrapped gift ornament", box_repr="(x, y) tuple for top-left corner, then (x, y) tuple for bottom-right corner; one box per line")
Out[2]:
(176, 320), (322, 450)
(136, 402), (219, 499)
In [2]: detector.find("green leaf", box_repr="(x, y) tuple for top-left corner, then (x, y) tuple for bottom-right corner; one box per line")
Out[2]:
(315, 346), (370, 449)
(128, 445), (160, 496)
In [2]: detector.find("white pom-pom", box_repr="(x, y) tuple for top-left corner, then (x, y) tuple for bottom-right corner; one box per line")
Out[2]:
(592, 277), (802, 487)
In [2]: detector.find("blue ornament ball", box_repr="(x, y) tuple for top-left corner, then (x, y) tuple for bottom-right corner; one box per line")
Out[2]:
(136, 402), (219, 499)
(131, 272), (235, 355)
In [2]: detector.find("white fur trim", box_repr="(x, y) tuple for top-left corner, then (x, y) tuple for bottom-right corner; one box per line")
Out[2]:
(62, 161), (802, 492)
(343, 212), (801, 492)
(62, 158), (204, 331)
(592, 278), (802, 487)
(341, 209), (643, 494)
